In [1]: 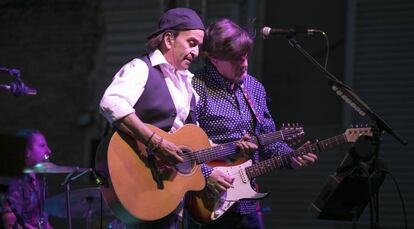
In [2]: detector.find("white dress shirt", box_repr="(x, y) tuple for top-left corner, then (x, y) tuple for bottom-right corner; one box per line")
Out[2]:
(99, 49), (197, 132)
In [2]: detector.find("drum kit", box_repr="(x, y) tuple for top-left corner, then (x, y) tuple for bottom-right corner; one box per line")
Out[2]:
(0, 68), (124, 228)
(22, 161), (121, 229)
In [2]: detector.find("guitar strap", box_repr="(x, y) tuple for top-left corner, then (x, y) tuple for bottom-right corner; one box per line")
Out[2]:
(239, 83), (264, 147)
(239, 83), (262, 125)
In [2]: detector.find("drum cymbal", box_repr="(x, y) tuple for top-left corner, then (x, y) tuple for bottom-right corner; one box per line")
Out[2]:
(45, 187), (112, 218)
(23, 162), (90, 174)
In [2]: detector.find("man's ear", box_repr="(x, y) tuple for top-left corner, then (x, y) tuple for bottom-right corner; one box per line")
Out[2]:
(164, 32), (175, 48)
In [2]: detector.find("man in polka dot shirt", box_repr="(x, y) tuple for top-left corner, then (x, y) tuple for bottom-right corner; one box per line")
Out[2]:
(188, 19), (318, 228)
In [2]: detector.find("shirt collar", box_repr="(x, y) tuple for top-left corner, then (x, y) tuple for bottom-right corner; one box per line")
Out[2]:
(149, 49), (194, 80)
(149, 49), (168, 66)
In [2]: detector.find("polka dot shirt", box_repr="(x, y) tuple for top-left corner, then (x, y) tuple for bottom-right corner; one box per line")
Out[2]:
(194, 63), (293, 214)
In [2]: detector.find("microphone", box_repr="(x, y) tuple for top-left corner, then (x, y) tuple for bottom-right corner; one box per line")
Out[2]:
(261, 26), (322, 39)
(0, 80), (37, 96)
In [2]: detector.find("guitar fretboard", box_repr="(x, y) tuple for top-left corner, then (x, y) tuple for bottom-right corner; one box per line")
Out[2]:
(256, 129), (301, 146)
(245, 133), (347, 179)
(190, 129), (302, 164)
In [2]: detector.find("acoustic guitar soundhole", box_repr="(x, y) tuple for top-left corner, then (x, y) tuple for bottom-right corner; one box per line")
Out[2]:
(174, 147), (195, 174)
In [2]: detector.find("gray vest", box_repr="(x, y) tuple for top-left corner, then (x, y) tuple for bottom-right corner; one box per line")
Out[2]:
(133, 55), (196, 132)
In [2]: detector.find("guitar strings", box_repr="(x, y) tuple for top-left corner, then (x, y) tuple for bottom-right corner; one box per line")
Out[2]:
(178, 129), (302, 163)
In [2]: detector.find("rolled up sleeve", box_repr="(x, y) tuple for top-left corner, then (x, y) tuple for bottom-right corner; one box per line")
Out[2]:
(99, 58), (149, 123)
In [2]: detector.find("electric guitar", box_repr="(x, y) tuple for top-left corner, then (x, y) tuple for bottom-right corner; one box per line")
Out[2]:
(185, 127), (372, 223)
(94, 123), (303, 223)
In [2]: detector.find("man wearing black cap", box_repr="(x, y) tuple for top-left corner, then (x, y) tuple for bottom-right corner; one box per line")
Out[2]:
(99, 7), (257, 229)
(101, 7), (205, 167)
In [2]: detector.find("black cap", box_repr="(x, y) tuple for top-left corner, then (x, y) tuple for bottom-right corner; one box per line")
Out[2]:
(147, 8), (205, 40)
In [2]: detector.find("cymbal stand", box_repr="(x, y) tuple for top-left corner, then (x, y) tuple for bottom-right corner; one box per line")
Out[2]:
(61, 168), (92, 229)
(39, 174), (47, 229)
(85, 196), (94, 229)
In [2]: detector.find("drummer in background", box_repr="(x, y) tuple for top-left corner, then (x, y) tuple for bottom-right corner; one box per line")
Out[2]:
(1, 129), (53, 229)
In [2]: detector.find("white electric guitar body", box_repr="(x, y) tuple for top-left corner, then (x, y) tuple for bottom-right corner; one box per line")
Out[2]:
(210, 159), (268, 220)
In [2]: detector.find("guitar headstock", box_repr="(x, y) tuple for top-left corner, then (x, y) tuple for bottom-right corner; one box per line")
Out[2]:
(344, 125), (373, 143)
(281, 123), (305, 145)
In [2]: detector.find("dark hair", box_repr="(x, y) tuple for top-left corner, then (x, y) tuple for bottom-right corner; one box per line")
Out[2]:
(15, 128), (41, 148)
(203, 19), (253, 61)
(146, 30), (180, 52)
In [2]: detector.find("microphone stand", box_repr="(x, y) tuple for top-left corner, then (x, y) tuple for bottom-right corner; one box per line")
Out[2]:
(0, 67), (21, 96)
(0, 67), (20, 77)
(283, 36), (408, 228)
(61, 168), (93, 229)
(0, 67), (36, 96)
(284, 37), (407, 146)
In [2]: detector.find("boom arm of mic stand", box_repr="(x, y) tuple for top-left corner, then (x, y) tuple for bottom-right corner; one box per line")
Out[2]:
(0, 67), (21, 77)
(286, 37), (407, 146)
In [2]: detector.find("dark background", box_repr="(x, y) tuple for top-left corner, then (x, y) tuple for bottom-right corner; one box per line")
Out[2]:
(0, 0), (412, 228)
